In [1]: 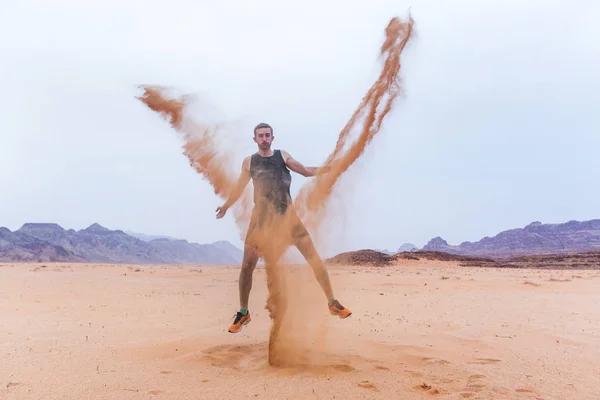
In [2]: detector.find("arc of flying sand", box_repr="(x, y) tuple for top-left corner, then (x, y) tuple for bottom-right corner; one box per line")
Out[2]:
(134, 86), (253, 236)
(324, 17), (413, 164)
(266, 15), (415, 366)
(293, 15), (415, 230)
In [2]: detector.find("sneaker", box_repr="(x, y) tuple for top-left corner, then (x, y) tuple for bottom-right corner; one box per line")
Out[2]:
(328, 300), (352, 318)
(228, 311), (251, 333)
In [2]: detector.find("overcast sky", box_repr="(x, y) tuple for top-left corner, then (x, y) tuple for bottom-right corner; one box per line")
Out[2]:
(1, 0), (598, 256)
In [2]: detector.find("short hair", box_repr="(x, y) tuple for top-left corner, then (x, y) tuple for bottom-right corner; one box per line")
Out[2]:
(253, 122), (273, 136)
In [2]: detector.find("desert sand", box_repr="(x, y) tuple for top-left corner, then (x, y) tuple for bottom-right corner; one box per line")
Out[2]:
(1, 261), (599, 399)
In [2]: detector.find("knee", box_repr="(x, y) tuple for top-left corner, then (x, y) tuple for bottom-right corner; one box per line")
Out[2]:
(240, 260), (257, 276)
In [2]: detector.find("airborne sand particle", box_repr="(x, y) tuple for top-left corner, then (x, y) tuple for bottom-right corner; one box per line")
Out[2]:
(136, 14), (415, 367)
(294, 16), (414, 235)
(135, 86), (253, 237)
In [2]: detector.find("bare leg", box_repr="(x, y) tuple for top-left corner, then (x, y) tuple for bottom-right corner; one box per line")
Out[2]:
(239, 245), (260, 309)
(294, 234), (335, 301)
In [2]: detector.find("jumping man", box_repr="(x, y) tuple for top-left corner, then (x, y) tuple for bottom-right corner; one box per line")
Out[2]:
(216, 122), (352, 333)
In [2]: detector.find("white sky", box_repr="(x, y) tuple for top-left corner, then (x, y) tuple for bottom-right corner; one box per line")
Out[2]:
(1, 0), (599, 256)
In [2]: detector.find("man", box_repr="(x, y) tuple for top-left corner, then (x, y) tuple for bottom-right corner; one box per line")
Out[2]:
(216, 122), (352, 333)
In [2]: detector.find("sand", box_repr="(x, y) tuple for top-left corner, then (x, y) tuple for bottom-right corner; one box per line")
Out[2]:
(1, 261), (599, 400)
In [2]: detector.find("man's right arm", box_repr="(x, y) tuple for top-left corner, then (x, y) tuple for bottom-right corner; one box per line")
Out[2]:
(216, 157), (251, 219)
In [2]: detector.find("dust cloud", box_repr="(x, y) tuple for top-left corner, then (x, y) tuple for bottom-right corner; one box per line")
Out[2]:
(136, 14), (415, 368)
(135, 87), (253, 235)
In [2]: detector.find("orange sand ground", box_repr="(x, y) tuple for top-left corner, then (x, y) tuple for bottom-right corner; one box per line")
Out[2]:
(1, 262), (599, 399)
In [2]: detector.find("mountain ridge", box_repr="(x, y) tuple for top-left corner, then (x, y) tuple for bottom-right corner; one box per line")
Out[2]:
(3, 218), (599, 265)
(420, 219), (600, 258)
(1, 222), (243, 264)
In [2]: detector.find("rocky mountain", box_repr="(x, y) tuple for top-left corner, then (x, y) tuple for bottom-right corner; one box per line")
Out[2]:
(422, 219), (600, 259)
(374, 243), (418, 255)
(211, 240), (244, 261)
(0, 226), (86, 262)
(127, 232), (243, 263)
(0, 223), (243, 264)
(373, 248), (394, 255)
(397, 243), (418, 252)
(125, 231), (179, 242)
(146, 238), (240, 265)
(326, 249), (494, 266)
(327, 248), (600, 270)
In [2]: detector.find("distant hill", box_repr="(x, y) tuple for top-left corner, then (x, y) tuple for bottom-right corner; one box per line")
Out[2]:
(210, 240), (244, 261)
(397, 243), (418, 252)
(326, 248), (600, 269)
(326, 249), (495, 266)
(0, 226), (86, 263)
(327, 218), (600, 267)
(125, 230), (179, 242)
(5, 218), (599, 266)
(422, 219), (600, 258)
(0, 223), (243, 264)
(374, 243), (418, 254)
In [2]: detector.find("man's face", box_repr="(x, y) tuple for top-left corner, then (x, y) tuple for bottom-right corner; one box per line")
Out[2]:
(254, 127), (274, 149)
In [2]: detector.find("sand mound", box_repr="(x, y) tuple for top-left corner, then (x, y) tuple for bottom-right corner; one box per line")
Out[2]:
(326, 249), (398, 266)
(326, 249), (496, 267)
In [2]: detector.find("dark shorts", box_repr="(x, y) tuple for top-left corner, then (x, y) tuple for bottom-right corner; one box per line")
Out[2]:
(244, 204), (310, 254)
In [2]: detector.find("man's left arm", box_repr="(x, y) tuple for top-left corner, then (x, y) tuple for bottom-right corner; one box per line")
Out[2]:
(281, 150), (330, 177)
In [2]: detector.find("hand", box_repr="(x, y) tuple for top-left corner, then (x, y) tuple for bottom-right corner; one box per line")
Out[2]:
(216, 205), (228, 219)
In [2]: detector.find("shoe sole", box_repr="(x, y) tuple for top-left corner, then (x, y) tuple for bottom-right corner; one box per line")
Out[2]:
(330, 310), (352, 319)
(228, 317), (251, 333)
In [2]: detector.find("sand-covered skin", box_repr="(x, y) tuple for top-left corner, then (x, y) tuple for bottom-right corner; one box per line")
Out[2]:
(1, 262), (599, 399)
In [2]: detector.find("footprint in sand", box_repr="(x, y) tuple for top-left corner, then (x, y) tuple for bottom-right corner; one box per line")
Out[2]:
(465, 383), (486, 391)
(413, 383), (441, 395)
(469, 358), (501, 365)
(468, 374), (487, 381)
(421, 357), (451, 365)
(202, 343), (266, 369)
(492, 387), (512, 395)
(459, 374), (489, 395)
(516, 387), (534, 393)
(331, 365), (355, 373)
(358, 381), (377, 390)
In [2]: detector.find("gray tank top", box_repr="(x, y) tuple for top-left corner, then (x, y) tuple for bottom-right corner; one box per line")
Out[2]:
(250, 150), (292, 214)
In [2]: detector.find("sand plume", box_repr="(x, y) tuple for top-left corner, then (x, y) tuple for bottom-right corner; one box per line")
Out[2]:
(135, 87), (252, 234)
(294, 15), (415, 235)
(265, 15), (415, 367)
